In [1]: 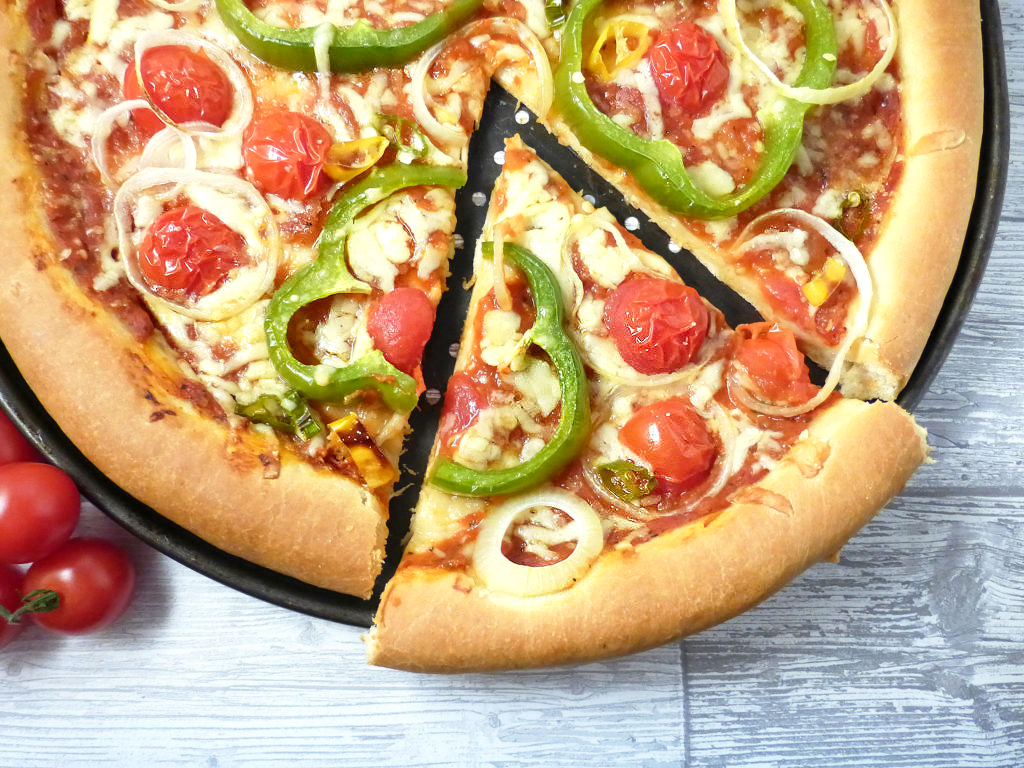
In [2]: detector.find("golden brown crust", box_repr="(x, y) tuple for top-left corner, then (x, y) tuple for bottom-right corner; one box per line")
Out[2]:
(535, 0), (984, 400)
(366, 399), (927, 672)
(0, 15), (386, 598)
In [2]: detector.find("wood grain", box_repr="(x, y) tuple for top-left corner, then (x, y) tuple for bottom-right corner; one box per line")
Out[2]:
(1, 2), (1023, 765)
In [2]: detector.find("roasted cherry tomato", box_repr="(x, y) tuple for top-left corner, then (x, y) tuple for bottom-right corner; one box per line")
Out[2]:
(0, 463), (80, 565)
(137, 206), (248, 301)
(123, 45), (234, 137)
(366, 287), (436, 375)
(0, 411), (39, 466)
(648, 22), (729, 116)
(732, 322), (818, 406)
(24, 538), (135, 635)
(0, 564), (24, 649)
(439, 372), (489, 442)
(604, 277), (710, 375)
(619, 397), (717, 491)
(243, 112), (333, 199)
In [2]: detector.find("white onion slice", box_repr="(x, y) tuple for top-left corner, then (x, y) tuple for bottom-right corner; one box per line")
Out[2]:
(138, 127), (198, 172)
(472, 489), (605, 597)
(410, 40), (470, 147)
(313, 22), (334, 102)
(91, 99), (150, 186)
(732, 208), (873, 416)
(133, 30), (254, 137)
(722, 0), (897, 105)
(114, 168), (279, 322)
(465, 16), (554, 119)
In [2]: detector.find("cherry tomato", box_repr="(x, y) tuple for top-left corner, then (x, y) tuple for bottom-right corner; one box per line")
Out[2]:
(0, 463), (80, 565)
(0, 564), (24, 650)
(619, 398), (717, 491)
(243, 112), (333, 199)
(604, 277), (710, 375)
(648, 22), (729, 116)
(732, 322), (818, 406)
(366, 287), (436, 375)
(24, 538), (135, 635)
(123, 45), (234, 137)
(439, 373), (489, 442)
(137, 206), (248, 301)
(0, 410), (39, 466)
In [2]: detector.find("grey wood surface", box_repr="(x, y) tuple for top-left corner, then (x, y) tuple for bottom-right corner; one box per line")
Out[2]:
(2, 2), (1022, 765)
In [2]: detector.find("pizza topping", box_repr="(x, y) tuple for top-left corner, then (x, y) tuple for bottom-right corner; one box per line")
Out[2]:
(328, 415), (396, 491)
(214, 0), (484, 73)
(242, 112), (333, 200)
(733, 208), (873, 416)
(129, 31), (253, 137)
(323, 137), (391, 183)
(471, 490), (604, 597)
(411, 40), (473, 148)
(366, 287), (436, 376)
(236, 391), (324, 440)
(723, 0), (897, 105)
(603, 277), (710, 375)
(438, 373), (489, 443)
(266, 164), (466, 412)
(114, 168), (280, 321)
(430, 242), (590, 497)
(91, 101), (198, 186)
(375, 114), (433, 160)
(619, 397), (717, 492)
(594, 459), (657, 502)
(466, 17), (555, 120)
(587, 18), (653, 82)
(554, 0), (837, 218)
(833, 190), (870, 240)
(729, 322), (819, 408)
(648, 22), (729, 117)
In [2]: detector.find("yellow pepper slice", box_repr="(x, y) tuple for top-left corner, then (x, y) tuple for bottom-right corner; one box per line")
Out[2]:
(323, 136), (390, 183)
(328, 414), (396, 490)
(587, 18), (652, 82)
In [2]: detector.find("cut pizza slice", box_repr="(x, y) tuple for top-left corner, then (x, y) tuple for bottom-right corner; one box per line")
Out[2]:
(366, 136), (928, 671)
(501, 0), (983, 400)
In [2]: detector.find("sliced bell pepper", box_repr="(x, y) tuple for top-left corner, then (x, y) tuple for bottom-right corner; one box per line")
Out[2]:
(215, 0), (484, 73)
(429, 242), (591, 497)
(264, 163), (467, 412)
(553, 0), (837, 219)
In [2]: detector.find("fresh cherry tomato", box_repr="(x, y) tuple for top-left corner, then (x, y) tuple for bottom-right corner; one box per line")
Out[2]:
(648, 22), (729, 116)
(366, 287), (436, 375)
(0, 564), (24, 649)
(137, 206), (248, 301)
(439, 373), (489, 442)
(23, 538), (135, 635)
(732, 322), (818, 406)
(0, 411), (39, 466)
(619, 398), (717, 491)
(0, 463), (80, 565)
(123, 45), (234, 137)
(604, 277), (710, 375)
(243, 112), (333, 199)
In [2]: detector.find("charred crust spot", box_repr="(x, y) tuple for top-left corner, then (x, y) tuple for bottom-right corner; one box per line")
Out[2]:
(148, 408), (176, 422)
(144, 390), (158, 403)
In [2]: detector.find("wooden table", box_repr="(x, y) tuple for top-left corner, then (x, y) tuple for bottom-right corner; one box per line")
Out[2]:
(2, 3), (1022, 765)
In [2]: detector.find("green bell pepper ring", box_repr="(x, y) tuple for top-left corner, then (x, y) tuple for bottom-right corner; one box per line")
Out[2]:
(215, 0), (484, 73)
(429, 242), (591, 497)
(553, 0), (837, 219)
(265, 163), (467, 412)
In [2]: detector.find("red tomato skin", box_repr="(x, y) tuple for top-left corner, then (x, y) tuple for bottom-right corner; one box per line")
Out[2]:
(648, 22), (730, 116)
(24, 539), (135, 635)
(0, 463), (80, 565)
(366, 287), (436, 375)
(243, 112), (333, 199)
(733, 322), (818, 405)
(604, 277), (710, 374)
(439, 372), (489, 442)
(123, 46), (234, 137)
(137, 206), (248, 301)
(619, 398), (717, 490)
(0, 411), (40, 466)
(0, 564), (24, 649)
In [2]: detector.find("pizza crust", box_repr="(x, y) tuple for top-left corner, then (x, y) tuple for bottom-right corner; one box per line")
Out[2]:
(0, 16), (386, 598)
(366, 398), (927, 671)
(534, 0), (984, 401)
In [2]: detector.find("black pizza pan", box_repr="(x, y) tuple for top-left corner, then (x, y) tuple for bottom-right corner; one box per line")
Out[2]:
(0, 1), (1009, 629)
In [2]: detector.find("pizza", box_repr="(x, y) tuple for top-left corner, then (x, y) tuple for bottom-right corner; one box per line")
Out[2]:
(0, 0), (981, 669)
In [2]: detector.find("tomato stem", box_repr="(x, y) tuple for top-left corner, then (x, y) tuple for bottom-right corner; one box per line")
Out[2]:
(0, 588), (60, 625)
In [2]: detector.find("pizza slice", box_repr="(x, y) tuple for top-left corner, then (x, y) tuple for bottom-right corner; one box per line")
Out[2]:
(366, 137), (927, 671)
(500, 0), (983, 401)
